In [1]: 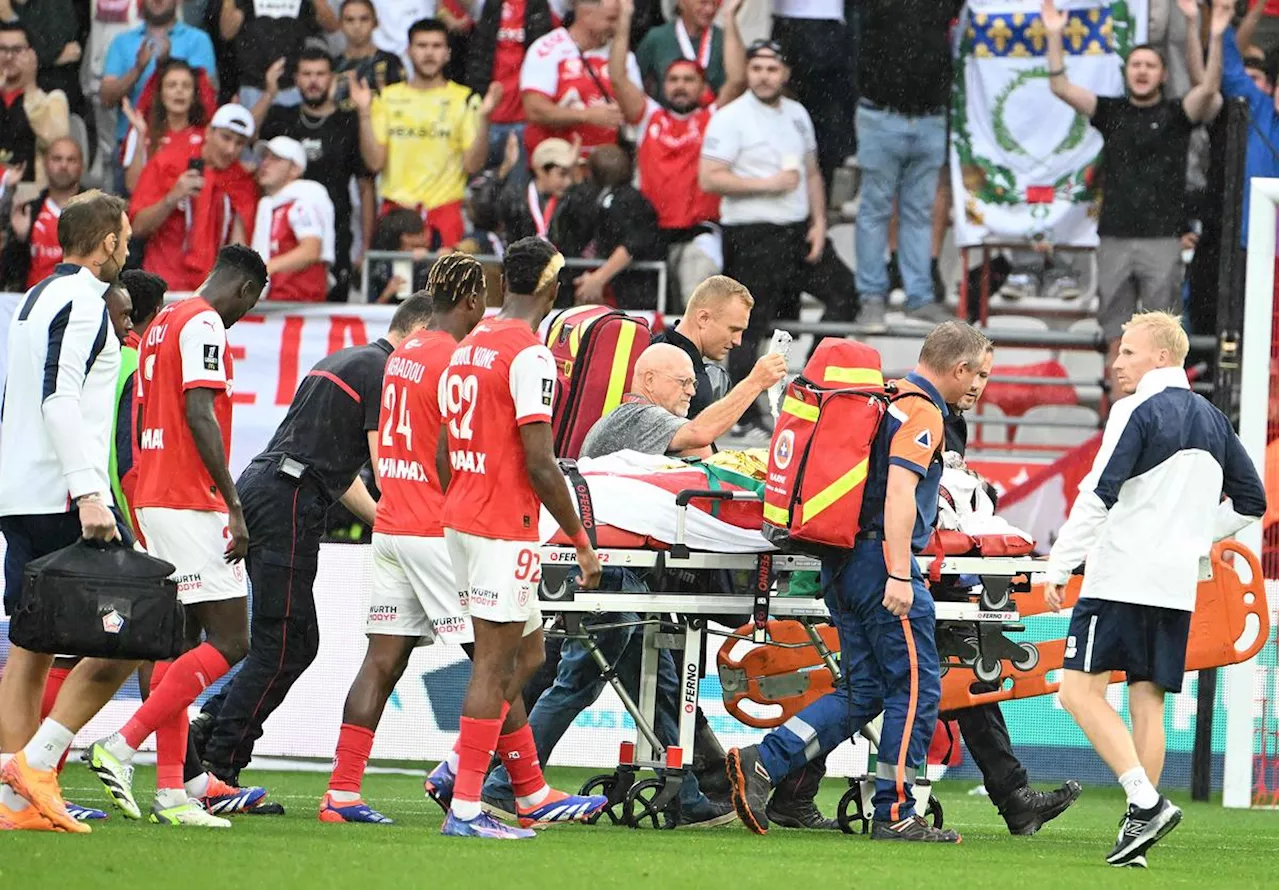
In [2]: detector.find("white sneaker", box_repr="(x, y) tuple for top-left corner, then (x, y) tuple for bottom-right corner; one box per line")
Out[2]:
(149, 796), (232, 828)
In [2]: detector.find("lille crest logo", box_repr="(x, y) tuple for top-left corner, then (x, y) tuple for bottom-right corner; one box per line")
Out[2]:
(101, 609), (125, 634)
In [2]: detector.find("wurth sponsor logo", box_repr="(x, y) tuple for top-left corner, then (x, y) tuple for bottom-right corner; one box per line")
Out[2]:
(174, 573), (202, 594)
(368, 604), (399, 623)
(470, 587), (499, 609)
(431, 616), (468, 635)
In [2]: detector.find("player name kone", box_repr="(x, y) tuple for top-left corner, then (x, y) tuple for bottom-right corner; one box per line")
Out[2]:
(450, 344), (499, 369)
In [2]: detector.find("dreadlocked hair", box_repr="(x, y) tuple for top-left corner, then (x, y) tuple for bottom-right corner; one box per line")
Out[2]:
(426, 252), (486, 314)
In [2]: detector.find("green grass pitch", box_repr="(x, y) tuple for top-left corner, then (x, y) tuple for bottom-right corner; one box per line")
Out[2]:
(4, 766), (1277, 890)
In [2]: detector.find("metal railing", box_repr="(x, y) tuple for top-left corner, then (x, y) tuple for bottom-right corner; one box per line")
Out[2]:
(361, 251), (669, 312)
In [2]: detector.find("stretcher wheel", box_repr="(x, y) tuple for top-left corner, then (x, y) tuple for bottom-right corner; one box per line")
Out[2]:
(837, 785), (869, 835)
(1011, 641), (1039, 672)
(926, 794), (944, 829)
(980, 586), (1011, 611)
(973, 655), (1003, 683)
(579, 774), (624, 826)
(622, 778), (675, 830)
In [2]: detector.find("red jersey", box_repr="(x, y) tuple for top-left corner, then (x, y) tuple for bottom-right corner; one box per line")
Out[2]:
(491, 0), (532, 124)
(519, 27), (641, 156)
(440, 318), (556, 542)
(134, 297), (235, 512)
(261, 196), (330, 302)
(24, 196), (63, 289)
(635, 100), (720, 230)
(374, 330), (455, 537)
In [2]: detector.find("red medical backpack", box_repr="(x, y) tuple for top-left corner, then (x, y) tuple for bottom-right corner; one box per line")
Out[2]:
(545, 305), (651, 459)
(762, 338), (929, 556)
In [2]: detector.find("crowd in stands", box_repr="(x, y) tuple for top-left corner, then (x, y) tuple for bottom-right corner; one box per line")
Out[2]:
(0, 0), (1276, 421)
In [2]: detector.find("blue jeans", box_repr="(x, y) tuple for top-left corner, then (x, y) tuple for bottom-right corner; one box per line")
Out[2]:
(483, 569), (702, 808)
(756, 540), (941, 822)
(854, 105), (948, 310)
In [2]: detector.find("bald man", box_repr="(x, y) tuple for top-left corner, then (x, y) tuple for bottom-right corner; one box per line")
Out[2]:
(579, 343), (786, 460)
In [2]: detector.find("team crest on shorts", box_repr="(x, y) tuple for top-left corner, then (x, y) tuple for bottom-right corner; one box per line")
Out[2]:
(517, 585), (530, 607)
(1065, 635), (1077, 659)
(772, 429), (795, 470)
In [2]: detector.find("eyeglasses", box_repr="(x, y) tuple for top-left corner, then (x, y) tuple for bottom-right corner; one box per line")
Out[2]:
(662, 373), (697, 392)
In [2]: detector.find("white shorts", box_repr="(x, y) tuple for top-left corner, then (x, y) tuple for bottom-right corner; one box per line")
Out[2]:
(368, 533), (473, 646)
(443, 529), (542, 636)
(135, 507), (249, 605)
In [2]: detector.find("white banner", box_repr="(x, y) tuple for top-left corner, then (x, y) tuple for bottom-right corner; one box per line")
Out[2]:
(0, 295), (664, 478)
(949, 0), (1147, 247)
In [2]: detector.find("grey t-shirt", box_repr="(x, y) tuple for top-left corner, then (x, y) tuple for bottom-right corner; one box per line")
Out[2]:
(579, 400), (689, 459)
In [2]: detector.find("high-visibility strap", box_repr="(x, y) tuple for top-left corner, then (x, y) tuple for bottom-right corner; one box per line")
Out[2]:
(601, 321), (636, 417)
(801, 458), (870, 524)
(823, 366), (884, 386)
(781, 395), (819, 422)
(763, 502), (790, 525)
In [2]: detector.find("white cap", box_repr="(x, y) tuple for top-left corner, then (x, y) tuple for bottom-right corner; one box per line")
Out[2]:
(209, 103), (255, 139)
(255, 136), (308, 173)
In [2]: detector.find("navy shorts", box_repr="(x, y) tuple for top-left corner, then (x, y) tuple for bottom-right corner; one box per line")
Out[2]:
(2, 510), (135, 617)
(1063, 598), (1192, 693)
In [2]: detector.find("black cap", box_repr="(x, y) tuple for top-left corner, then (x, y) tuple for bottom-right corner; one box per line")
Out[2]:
(745, 38), (788, 66)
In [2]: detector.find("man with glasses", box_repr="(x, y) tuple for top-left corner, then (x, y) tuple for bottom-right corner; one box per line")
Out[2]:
(0, 23), (70, 188)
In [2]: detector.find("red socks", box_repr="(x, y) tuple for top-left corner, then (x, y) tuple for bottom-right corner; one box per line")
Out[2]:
(40, 666), (72, 772)
(453, 717), (502, 805)
(121, 643), (231, 750)
(329, 724), (375, 794)
(497, 723), (546, 799)
(148, 662), (187, 790)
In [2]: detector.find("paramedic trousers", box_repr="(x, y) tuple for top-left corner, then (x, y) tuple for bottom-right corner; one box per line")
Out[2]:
(199, 458), (329, 780)
(755, 539), (942, 822)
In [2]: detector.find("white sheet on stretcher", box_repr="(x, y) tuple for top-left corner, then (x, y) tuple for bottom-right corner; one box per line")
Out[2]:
(537, 451), (774, 553)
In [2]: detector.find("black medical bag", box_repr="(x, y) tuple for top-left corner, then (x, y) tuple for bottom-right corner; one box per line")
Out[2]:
(10, 539), (186, 660)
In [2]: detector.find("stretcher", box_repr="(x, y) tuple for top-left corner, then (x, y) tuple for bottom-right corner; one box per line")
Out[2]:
(537, 481), (1044, 829)
(537, 473), (1270, 831)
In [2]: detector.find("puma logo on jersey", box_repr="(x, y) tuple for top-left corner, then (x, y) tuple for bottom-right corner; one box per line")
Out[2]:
(450, 450), (487, 474)
(140, 428), (164, 449)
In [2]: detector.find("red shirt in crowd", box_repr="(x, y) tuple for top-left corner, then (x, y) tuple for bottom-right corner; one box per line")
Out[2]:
(633, 98), (720, 230)
(440, 318), (557, 542)
(129, 136), (259, 293)
(24, 196), (64, 289)
(519, 26), (641, 156)
(374, 330), (455, 537)
(134, 297), (234, 513)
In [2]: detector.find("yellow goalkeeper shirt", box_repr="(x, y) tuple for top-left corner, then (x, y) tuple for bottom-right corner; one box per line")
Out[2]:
(371, 80), (480, 210)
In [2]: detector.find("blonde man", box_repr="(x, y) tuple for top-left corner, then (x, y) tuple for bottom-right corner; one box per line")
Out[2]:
(652, 274), (754, 418)
(1044, 311), (1265, 867)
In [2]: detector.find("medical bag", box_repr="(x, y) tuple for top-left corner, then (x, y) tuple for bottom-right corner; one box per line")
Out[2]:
(762, 338), (928, 556)
(546, 305), (651, 459)
(10, 539), (186, 660)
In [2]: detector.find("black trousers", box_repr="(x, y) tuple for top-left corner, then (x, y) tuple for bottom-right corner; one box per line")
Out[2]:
(933, 581), (1028, 806)
(200, 458), (329, 780)
(772, 17), (856, 186)
(722, 222), (858, 422)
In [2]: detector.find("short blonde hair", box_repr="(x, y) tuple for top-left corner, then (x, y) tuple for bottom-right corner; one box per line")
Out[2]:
(687, 275), (754, 312)
(1122, 310), (1189, 364)
(918, 320), (991, 375)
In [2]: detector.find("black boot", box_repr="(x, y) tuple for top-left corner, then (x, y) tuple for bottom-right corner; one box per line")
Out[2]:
(691, 708), (730, 797)
(766, 755), (839, 830)
(189, 712), (214, 761)
(999, 781), (1082, 835)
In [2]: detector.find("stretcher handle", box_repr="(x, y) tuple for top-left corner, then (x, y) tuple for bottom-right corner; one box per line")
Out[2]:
(673, 489), (761, 507)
